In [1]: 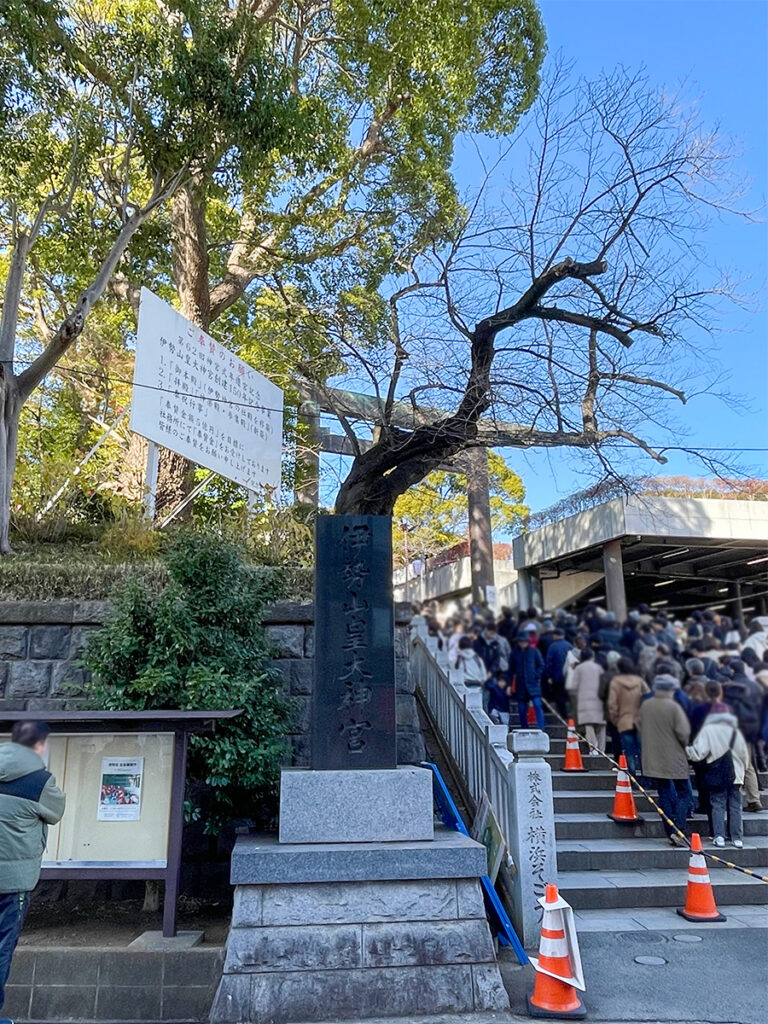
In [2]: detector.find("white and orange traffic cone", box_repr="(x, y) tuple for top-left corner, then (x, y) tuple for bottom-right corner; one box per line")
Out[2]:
(677, 833), (726, 922)
(607, 755), (642, 823)
(527, 884), (586, 1019)
(563, 720), (587, 772)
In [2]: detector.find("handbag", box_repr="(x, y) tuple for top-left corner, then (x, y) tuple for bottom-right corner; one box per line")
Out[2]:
(703, 729), (737, 792)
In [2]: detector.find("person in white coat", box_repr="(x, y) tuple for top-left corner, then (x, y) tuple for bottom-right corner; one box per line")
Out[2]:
(686, 711), (749, 848)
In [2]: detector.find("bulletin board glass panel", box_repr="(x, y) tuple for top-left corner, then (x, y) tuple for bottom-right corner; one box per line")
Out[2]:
(1, 732), (173, 866)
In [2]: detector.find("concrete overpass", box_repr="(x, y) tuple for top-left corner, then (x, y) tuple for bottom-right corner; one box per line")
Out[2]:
(511, 495), (768, 618)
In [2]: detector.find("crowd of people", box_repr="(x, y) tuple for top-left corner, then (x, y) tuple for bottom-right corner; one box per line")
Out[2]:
(417, 599), (768, 849)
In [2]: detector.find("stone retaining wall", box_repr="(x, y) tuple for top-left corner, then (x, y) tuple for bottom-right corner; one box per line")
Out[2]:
(0, 600), (425, 766)
(3, 945), (223, 1023)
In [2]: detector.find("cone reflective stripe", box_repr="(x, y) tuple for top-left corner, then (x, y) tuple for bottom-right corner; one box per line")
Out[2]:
(563, 720), (587, 772)
(677, 833), (726, 922)
(607, 755), (642, 823)
(527, 884), (586, 1019)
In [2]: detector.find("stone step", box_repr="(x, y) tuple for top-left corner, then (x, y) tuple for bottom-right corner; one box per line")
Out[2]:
(551, 770), (621, 791)
(554, 810), (768, 840)
(559, 866), (768, 910)
(557, 835), (768, 872)
(573, 903), (768, 931)
(554, 790), (653, 814)
(545, 754), (606, 772)
(553, 788), (768, 815)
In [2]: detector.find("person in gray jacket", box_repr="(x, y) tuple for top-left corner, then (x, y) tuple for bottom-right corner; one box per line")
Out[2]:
(0, 722), (65, 1022)
(638, 676), (691, 846)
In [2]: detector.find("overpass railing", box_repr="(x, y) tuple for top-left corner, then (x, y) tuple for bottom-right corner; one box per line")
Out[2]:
(410, 629), (558, 948)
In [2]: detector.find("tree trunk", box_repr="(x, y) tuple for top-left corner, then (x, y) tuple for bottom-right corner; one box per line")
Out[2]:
(155, 182), (211, 519)
(0, 375), (21, 555)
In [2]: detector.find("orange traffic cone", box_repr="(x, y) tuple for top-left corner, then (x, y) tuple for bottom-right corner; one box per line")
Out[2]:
(528, 704), (537, 726)
(607, 755), (643, 823)
(563, 720), (587, 772)
(528, 884), (586, 1019)
(677, 833), (726, 922)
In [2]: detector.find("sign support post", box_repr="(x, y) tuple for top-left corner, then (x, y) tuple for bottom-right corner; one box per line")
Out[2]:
(144, 440), (160, 520)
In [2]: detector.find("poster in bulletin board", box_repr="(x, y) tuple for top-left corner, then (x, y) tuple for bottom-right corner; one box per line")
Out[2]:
(1, 733), (173, 866)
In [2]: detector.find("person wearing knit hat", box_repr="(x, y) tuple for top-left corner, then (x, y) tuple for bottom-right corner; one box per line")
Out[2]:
(638, 674), (692, 846)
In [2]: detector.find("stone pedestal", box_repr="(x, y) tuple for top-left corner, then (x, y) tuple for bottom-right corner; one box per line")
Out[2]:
(505, 729), (558, 947)
(210, 829), (510, 1024)
(278, 766), (434, 844)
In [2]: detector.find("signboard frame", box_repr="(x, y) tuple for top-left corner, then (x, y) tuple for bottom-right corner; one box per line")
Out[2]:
(0, 710), (239, 938)
(131, 287), (283, 496)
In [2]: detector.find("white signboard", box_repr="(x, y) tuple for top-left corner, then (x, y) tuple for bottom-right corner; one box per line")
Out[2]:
(131, 288), (283, 491)
(98, 756), (144, 821)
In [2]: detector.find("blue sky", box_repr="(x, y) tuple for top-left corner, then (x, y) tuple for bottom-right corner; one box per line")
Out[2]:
(321, 0), (767, 516)
(493, 0), (768, 512)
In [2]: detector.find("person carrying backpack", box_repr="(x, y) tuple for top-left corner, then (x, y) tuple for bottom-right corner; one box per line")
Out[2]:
(686, 710), (749, 848)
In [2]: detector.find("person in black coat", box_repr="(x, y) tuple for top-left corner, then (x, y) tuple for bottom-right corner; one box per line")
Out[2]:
(543, 629), (572, 718)
(510, 634), (545, 730)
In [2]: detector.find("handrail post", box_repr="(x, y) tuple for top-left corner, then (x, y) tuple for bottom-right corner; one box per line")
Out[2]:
(504, 729), (558, 948)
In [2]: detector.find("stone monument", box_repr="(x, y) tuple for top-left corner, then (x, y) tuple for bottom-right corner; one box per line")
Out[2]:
(210, 515), (509, 1023)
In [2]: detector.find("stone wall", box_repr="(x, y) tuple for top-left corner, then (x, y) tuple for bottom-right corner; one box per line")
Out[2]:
(0, 600), (425, 766)
(0, 601), (108, 711)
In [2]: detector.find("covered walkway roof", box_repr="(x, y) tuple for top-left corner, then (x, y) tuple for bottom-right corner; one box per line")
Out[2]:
(512, 496), (768, 615)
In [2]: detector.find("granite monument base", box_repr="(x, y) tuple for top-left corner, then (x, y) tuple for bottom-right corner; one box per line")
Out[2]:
(278, 766), (434, 844)
(209, 830), (509, 1024)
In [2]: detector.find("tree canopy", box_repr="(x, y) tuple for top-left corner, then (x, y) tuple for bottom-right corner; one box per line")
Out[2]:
(393, 452), (527, 563)
(1, 0), (546, 540)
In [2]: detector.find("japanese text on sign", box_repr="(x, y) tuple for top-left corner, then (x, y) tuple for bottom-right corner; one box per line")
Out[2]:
(130, 288), (283, 491)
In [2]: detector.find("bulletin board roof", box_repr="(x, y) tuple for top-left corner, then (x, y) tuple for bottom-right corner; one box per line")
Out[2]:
(0, 709), (241, 733)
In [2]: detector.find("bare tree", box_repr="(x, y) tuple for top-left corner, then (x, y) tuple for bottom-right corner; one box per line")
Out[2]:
(293, 68), (749, 515)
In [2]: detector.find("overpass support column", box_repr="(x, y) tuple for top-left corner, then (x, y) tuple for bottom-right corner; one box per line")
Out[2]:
(603, 539), (627, 623)
(517, 569), (531, 611)
(465, 447), (495, 607)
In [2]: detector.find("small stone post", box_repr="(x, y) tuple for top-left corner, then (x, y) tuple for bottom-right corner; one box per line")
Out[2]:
(503, 730), (558, 948)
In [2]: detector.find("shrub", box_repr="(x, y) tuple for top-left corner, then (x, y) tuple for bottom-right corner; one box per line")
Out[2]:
(83, 533), (292, 831)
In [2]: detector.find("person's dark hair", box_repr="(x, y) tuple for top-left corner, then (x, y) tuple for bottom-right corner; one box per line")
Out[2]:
(618, 656), (635, 674)
(458, 636), (473, 650)
(526, 606), (538, 619)
(729, 658), (746, 675)
(11, 720), (50, 748)
(501, 606), (513, 619)
(580, 648), (594, 662)
(742, 648), (760, 668)
(654, 659), (677, 678)
(553, 628), (565, 638)
(748, 620), (764, 635)
(705, 680), (723, 700)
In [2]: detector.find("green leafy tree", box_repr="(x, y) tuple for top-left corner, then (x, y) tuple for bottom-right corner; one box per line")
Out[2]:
(83, 533), (292, 830)
(393, 452), (527, 564)
(0, 0), (308, 551)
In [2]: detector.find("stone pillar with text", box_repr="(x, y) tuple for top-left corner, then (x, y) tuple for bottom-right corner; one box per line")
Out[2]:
(210, 515), (510, 1024)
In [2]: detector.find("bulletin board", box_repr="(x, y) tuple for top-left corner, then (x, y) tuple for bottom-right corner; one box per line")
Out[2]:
(0, 709), (239, 937)
(1, 732), (173, 866)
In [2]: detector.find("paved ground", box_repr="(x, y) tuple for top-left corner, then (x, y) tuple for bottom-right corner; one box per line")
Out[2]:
(500, 927), (768, 1024)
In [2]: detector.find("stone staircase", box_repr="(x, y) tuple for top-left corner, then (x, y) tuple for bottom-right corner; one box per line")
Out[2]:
(543, 714), (768, 928)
